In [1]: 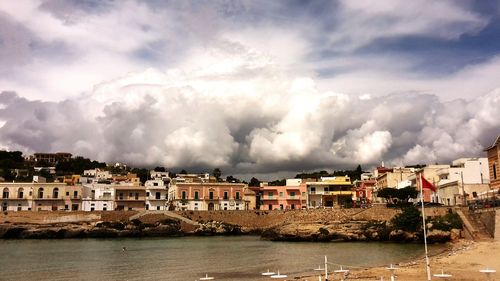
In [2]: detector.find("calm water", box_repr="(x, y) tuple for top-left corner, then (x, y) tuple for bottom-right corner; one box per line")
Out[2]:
(0, 236), (445, 281)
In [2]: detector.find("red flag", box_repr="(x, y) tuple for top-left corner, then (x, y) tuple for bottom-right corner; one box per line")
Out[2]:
(421, 175), (436, 192)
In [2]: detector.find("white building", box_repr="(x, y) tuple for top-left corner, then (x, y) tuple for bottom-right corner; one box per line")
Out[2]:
(436, 158), (490, 205)
(145, 179), (169, 210)
(82, 183), (115, 211)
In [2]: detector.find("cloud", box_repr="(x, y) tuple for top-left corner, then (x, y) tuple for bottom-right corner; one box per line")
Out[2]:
(0, 44), (498, 178)
(0, 1), (499, 179)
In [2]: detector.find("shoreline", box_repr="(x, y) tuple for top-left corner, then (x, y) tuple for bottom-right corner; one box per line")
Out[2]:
(291, 239), (498, 281)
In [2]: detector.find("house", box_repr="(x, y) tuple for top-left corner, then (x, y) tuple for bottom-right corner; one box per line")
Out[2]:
(260, 179), (307, 210)
(82, 183), (115, 211)
(114, 183), (146, 211)
(307, 176), (353, 208)
(145, 179), (169, 210)
(436, 158), (490, 206)
(485, 135), (500, 190)
(169, 174), (247, 211)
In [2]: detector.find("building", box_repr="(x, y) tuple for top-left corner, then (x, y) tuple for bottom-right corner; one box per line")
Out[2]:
(260, 179), (307, 210)
(114, 184), (146, 211)
(82, 183), (115, 211)
(31, 152), (72, 165)
(307, 176), (353, 208)
(1, 182), (69, 211)
(62, 185), (83, 211)
(145, 179), (168, 210)
(243, 187), (257, 210)
(353, 178), (376, 204)
(169, 179), (247, 211)
(485, 135), (500, 190)
(376, 167), (415, 190)
(436, 158), (490, 206)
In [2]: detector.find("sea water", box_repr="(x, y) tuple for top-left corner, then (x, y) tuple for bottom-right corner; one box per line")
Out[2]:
(0, 236), (445, 280)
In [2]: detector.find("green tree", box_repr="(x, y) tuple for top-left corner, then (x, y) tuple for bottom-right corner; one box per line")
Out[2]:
(249, 177), (261, 187)
(226, 175), (241, 183)
(154, 166), (166, 172)
(391, 205), (422, 232)
(131, 168), (149, 184)
(212, 168), (222, 182)
(179, 169), (188, 174)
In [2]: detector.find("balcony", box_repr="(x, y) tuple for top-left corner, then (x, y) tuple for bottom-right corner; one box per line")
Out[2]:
(262, 196), (278, 200)
(34, 196), (63, 201)
(115, 197), (145, 201)
(286, 196), (301, 200)
(1, 197), (29, 200)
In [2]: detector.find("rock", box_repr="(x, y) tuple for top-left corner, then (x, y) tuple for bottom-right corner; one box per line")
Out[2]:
(450, 229), (461, 240)
(427, 229), (451, 243)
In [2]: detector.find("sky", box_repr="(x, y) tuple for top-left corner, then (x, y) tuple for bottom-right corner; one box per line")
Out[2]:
(0, 0), (499, 180)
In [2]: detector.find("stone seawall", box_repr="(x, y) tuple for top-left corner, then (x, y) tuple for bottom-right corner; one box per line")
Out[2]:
(0, 207), (456, 241)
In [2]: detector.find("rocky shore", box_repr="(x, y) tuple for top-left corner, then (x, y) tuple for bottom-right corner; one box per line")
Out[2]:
(0, 208), (461, 242)
(0, 218), (246, 239)
(261, 221), (461, 243)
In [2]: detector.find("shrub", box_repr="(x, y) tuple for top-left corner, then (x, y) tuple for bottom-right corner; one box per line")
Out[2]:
(430, 213), (463, 231)
(391, 205), (422, 232)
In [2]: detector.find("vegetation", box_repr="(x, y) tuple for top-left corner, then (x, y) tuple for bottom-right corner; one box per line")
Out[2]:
(212, 168), (222, 182)
(55, 156), (106, 175)
(391, 205), (422, 232)
(249, 177), (261, 187)
(429, 212), (463, 231)
(377, 186), (418, 206)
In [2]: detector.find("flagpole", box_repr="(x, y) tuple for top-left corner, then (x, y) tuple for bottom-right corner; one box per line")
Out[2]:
(420, 173), (432, 280)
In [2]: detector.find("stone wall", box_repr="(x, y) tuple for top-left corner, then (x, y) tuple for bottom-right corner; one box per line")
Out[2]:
(1, 207), (451, 228)
(477, 210), (496, 237)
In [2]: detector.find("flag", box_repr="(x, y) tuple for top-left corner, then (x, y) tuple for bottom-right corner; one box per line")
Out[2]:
(421, 175), (436, 192)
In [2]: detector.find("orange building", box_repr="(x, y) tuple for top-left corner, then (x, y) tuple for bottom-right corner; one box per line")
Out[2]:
(485, 135), (500, 190)
(260, 184), (307, 210)
(169, 182), (247, 211)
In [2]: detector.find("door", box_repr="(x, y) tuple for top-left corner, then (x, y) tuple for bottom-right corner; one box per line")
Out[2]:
(208, 202), (215, 211)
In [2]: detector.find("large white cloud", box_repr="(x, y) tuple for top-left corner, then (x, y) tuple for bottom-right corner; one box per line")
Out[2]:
(0, 44), (498, 178)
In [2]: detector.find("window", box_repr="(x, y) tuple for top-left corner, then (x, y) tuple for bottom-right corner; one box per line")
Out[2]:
(2, 188), (9, 199)
(38, 188), (44, 199)
(194, 191), (199, 200)
(155, 192), (161, 199)
(181, 191), (186, 200)
(269, 192), (273, 198)
(18, 188), (24, 199)
(223, 191), (228, 200)
(153, 182), (158, 186)
(290, 191), (295, 197)
(146, 192), (150, 197)
(157, 206), (160, 210)
(235, 192), (240, 200)
(209, 191), (214, 200)
(279, 192), (284, 198)
(66, 192), (69, 196)
(74, 191), (78, 198)
(302, 192), (306, 197)
(494, 163), (497, 179)
(310, 187), (316, 194)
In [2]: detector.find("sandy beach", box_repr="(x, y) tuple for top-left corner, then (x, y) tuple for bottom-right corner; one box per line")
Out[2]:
(294, 239), (499, 281)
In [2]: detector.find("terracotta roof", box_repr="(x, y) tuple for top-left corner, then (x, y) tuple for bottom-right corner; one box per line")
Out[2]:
(484, 134), (500, 151)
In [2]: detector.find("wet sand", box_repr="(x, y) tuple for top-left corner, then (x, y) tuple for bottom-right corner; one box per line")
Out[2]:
(294, 239), (499, 281)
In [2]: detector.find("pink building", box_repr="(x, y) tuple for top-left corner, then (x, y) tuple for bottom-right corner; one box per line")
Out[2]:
(354, 179), (375, 204)
(260, 183), (307, 210)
